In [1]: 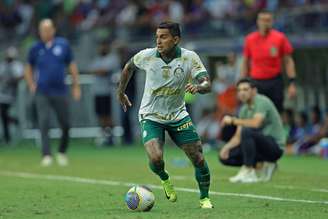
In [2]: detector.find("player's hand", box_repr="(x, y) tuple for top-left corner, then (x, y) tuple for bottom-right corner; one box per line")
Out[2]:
(117, 92), (132, 112)
(72, 85), (81, 101)
(185, 83), (199, 94)
(221, 115), (233, 126)
(220, 146), (230, 160)
(287, 83), (297, 99)
(29, 83), (37, 94)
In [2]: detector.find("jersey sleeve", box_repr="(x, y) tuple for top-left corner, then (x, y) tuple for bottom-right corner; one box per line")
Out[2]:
(27, 46), (36, 66)
(132, 50), (147, 70)
(190, 51), (207, 79)
(255, 99), (269, 118)
(64, 42), (74, 65)
(238, 106), (247, 119)
(281, 34), (293, 55)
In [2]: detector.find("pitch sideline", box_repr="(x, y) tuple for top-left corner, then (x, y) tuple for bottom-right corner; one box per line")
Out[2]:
(0, 170), (327, 205)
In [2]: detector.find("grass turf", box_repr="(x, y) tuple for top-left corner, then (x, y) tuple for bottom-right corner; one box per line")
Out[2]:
(0, 139), (328, 219)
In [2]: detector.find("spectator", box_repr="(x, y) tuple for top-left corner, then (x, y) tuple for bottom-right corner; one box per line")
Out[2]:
(197, 108), (220, 148)
(89, 40), (121, 146)
(212, 52), (239, 118)
(0, 47), (24, 144)
(291, 111), (311, 144)
(296, 106), (323, 154)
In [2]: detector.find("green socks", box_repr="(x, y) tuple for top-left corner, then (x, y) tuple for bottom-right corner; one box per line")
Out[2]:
(149, 161), (169, 181)
(195, 161), (210, 199)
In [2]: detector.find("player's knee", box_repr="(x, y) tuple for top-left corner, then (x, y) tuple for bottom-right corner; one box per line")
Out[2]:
(241, 127), (253, 139)
(192, 153), (205, 167)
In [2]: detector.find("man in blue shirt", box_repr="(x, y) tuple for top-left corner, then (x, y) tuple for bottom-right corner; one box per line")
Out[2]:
(25, 19), (81, 166)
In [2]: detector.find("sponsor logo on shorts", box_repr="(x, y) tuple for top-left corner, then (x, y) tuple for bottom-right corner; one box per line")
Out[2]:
(177, 121), (193, 131)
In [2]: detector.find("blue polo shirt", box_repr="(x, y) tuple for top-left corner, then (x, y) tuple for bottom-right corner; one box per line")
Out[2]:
(28, 37), (73, 95)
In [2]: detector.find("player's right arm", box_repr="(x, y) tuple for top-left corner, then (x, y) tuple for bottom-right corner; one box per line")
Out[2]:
(240, 36), (250, 78)
(240, 57), (249, 78)
(24, 64), (36, 94)
(25, 45), (37, 94)
(116, 58), (136, 112)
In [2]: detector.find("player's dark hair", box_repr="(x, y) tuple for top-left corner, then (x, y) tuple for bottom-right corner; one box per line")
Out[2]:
(236, 78), (256, 88)
(258, 9), (274, 17)
(158, 21), (181, 37)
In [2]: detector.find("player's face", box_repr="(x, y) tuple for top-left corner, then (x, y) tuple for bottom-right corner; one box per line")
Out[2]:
(156, 28), (179, 54)
(39, 20), (55, 43)
(237, 83), (255, 103)
(257, 13), (273, 32)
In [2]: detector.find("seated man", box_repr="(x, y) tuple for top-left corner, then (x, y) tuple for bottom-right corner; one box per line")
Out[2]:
(219, 78), (284, 183)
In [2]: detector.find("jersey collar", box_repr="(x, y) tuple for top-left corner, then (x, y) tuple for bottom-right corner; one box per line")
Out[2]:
(256, 29), (273, 38)
(156, 46), (181, 64)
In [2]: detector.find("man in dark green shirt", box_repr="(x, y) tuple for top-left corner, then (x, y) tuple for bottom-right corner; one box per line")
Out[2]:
(219, 78), (284, 183)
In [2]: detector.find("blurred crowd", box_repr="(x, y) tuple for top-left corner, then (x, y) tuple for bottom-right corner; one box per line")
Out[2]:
(1, 0), (328, 42)
(1, 0), (328, 158)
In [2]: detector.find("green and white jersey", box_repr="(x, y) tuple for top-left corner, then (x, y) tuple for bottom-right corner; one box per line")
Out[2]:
(133, 46), (207, 123)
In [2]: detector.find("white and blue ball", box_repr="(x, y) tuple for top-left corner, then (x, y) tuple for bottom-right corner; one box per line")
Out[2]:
(125, 185), (155, 211)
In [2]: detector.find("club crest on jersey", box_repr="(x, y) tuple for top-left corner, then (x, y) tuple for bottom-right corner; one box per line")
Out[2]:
(53, 46), (62, 56)
(270, 46), (278, 57)
(174, 66), (184, 78)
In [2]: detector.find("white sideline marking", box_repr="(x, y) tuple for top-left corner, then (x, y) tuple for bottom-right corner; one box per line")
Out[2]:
(173, 175), (328, 194)
(273, 185), (328, 193)
(1, 171), (328, 205)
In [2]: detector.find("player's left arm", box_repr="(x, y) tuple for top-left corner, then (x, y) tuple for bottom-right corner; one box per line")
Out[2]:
(65, 41), (81, 101)
(282, 35), (297, 99)
(187, 52), (212, 94)
(68, 62), (81, 101)
(284, 54), (297, 98)
(185, 73), (211, 94)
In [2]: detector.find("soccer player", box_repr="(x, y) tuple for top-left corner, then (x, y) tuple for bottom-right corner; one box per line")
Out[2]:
(219, 78), (284, 183)
(25, 19), (81, 166)
(241, 10), (297, 112)
(117, 22), (213, 209)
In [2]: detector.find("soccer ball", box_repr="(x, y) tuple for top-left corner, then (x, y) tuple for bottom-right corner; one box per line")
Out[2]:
(125, 185), (155, 211)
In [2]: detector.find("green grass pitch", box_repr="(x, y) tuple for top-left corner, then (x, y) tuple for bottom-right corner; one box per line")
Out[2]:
(0, 139), (328, 219)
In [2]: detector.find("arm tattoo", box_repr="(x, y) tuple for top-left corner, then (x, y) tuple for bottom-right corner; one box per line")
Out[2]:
(117, 58), (137, 95)
(195, 73), (211, 94)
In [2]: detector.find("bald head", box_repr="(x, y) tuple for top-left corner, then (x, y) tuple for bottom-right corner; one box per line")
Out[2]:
(39, 19), (56, 43)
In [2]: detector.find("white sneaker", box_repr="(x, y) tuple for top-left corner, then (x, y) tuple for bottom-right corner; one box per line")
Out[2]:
(229, 166), (248, 183)
(239, 169), (259, 183)
(41, 155), (53, 167)
(56, 153), (69, 166)
(257, 162), (277, 182)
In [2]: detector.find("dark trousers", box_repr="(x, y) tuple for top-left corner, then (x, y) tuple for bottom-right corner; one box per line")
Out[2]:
(0, 103), (10, 143)
(35, 93), (70, 156)
(220, 127), (283, 167)
(253, 74), (284, 113)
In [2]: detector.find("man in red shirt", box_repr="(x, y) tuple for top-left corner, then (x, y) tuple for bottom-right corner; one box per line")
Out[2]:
(241, 10), (297, 112)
